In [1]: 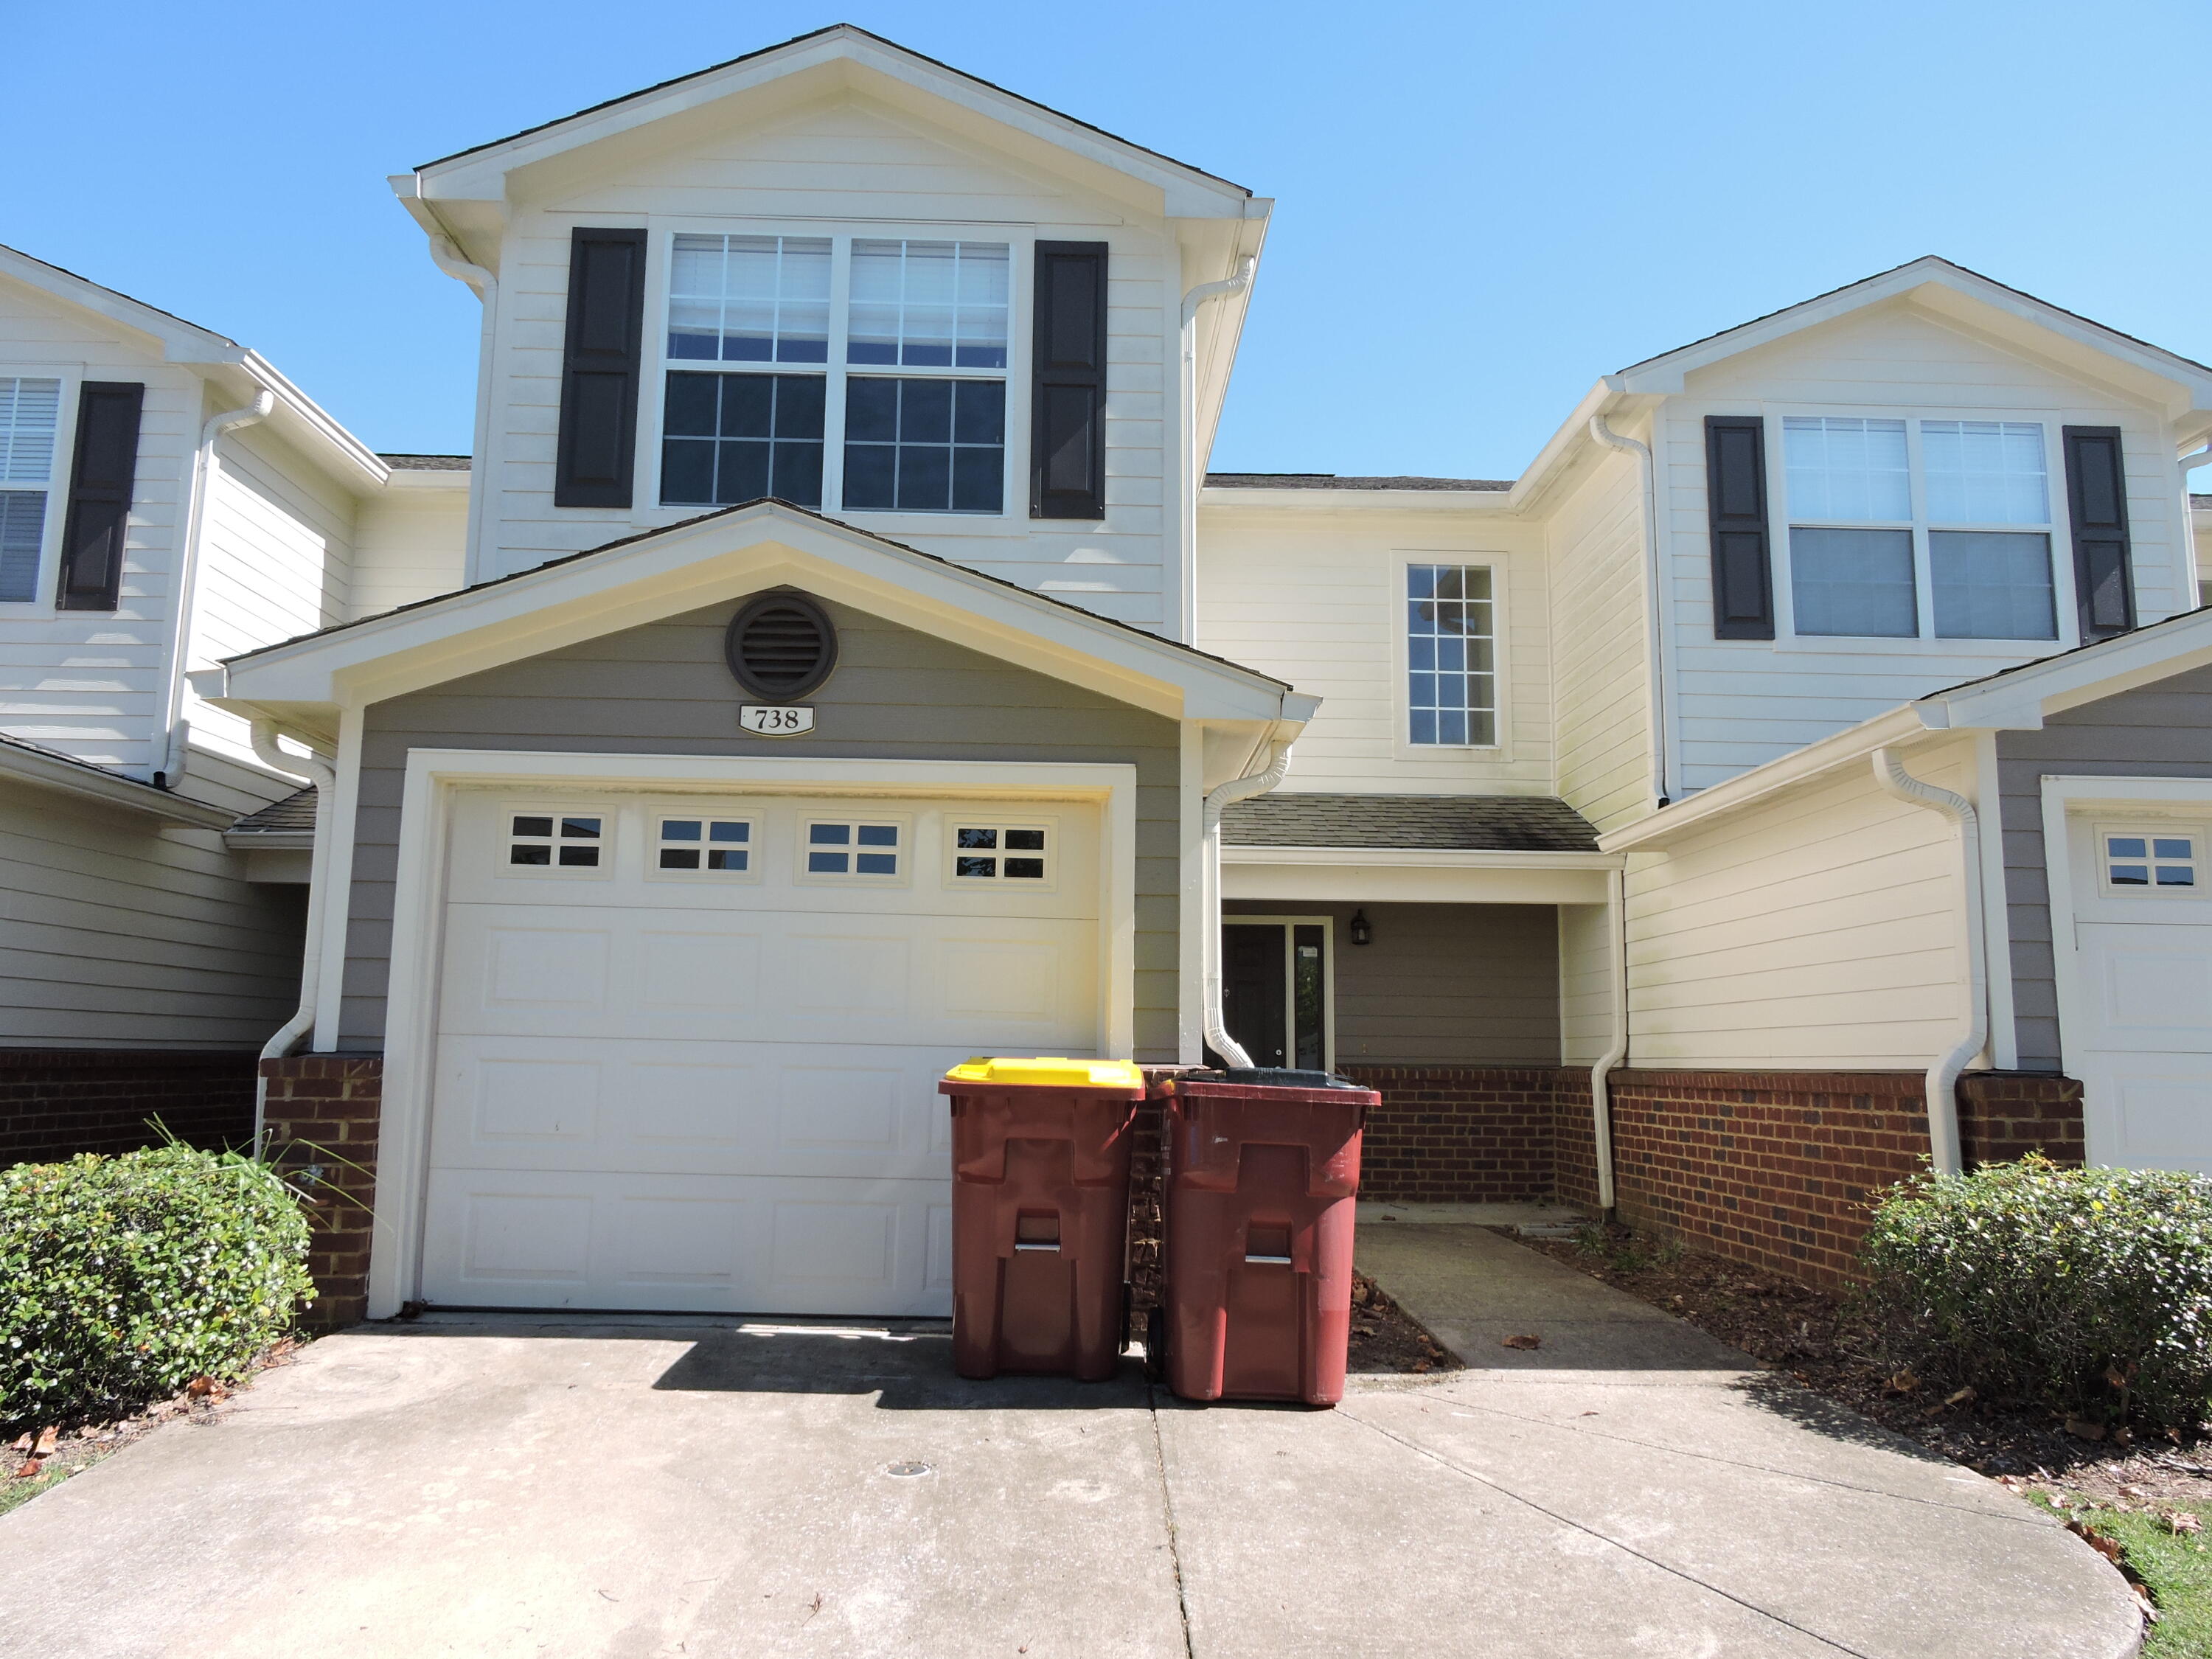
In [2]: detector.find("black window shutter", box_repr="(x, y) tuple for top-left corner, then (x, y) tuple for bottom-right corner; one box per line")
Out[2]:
(1029, 240), (1107, 521)
(56, 381), (145, 611)
(1704, 414), (1775, 640)
(2063, 425), (2135, 640)
(553, 227), (648, 509)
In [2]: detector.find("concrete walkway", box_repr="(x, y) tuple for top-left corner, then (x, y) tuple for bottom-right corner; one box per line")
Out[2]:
(0, 1228), (2137, 1659)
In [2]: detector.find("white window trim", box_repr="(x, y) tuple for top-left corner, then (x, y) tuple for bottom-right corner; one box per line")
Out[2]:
(632, 218), (1037, 540)
(497, 800), (615, 879)
(1763, 403), (2082, 657)
(1388, 552), (1511, 759)
(644, 806), (762, 883)
(0, 369), (83, 613)
(367, 749), (1140, 1319)
(1219, 912), (1337, 1071)
(795, 812), (912, 886)
(2093, 820), (2202, 898)
(945, 816), (1058, 890)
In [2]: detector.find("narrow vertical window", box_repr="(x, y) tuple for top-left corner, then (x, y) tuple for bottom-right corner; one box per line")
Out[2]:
(0, 378), (60, 603)
(1406, 564), (1496, 746)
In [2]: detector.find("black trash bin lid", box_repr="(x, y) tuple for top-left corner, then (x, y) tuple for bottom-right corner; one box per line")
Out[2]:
(1189, 1068), (1365, 1090)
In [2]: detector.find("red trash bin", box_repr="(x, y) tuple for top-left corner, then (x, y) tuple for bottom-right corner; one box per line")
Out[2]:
(1161, 1068), (1376, 1406)
(940, 1057), (1148, 1382)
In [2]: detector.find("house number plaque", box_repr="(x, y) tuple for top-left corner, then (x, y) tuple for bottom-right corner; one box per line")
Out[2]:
(740, 705), (815, 736)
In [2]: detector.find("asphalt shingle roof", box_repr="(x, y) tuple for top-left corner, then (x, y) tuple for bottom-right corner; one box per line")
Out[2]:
(1222, 793), (1599, 852)
(380, 453), (471, 471)
(229, 787), (317, 835)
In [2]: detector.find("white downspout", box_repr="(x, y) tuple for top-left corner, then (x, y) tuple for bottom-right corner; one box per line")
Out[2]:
(429, 234), (497, 582)
(251, 718), (338, 1149)
(156, 390), (274, 786)
(1200, 729), (1293, 1068)
(1586, 866), (1626, 1211)
(1589, 415), (1670, 806)
(1178, 258), (1255, 644)
(1871, 747), (1982, 1175)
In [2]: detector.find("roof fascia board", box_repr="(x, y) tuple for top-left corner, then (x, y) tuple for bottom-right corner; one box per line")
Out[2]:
(220, 507), (1290, 720)
(1221, 844), (1621, 869)
(1930, 611), (2212, 729)
(234, 352), (390, 493)
(1599, 703), (1942, 851)
(415, 34), (1249, 218)
(1200, 487), (1519, 512)
(1506, 379), (1632, 511)
(0, 743), (234, 829)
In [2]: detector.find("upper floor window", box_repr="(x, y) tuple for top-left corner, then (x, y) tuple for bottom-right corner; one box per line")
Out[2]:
(1784, 416), (2057, 642)
(0, 378), (60, 603)
(659, 234), (1009, 517)
(1407, 563), (1495, 746)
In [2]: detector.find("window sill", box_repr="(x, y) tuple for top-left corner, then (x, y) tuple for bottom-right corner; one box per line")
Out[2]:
(1767, 633), (2072, 658)
(643, 503), (1037, 540)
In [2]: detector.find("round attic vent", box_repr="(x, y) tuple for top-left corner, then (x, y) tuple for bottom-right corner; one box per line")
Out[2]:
(725, 591), (838, 700)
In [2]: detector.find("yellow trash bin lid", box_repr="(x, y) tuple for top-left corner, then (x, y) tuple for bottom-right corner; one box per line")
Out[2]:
(942, 1056), (1146, 1090)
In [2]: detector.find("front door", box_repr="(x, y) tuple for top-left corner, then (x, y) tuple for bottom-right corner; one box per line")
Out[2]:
(1217, 917), (1332, 1071)
(2066, 815), (2212, 1172)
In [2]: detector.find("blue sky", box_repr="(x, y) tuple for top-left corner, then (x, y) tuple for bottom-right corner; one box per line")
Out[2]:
(10, 1), (2209, 481)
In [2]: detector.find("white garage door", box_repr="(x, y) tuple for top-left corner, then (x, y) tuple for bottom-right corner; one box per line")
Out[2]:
(420, 788), (1100, 1314)
(2068, 817), (2212, 1172)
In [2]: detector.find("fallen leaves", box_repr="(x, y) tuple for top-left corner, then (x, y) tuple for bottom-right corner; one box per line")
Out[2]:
(1885, 1368), (1921, 1395)
(2167, 1510), (2204, 1537)
(2065, 1416), (2108, 1443)
(32, 1427), (55, 1456)
(1500, 1334), (1542, 1352)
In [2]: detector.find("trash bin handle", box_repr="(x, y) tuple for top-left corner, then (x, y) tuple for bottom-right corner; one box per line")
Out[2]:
(1101, 1099), (1142, 1147)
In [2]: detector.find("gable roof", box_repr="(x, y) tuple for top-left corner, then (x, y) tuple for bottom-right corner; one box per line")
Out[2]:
(211, 498), (1312, 734)
(1223, 793), (1598, 852)
(0, 242), (388, 494)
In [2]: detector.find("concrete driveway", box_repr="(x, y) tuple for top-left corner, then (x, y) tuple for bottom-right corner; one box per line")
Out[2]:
(0, 1227), (2138, 1659)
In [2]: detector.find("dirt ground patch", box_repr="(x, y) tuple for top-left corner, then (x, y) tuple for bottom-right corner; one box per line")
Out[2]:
(1506, 1224), (2212, 1509)
(1346, 1270), (1461, 1377)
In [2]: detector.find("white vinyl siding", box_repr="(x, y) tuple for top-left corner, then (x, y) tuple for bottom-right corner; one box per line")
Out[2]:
(0, 377), (60, 602)
(1194, 506), (1554, 793)
(1623, 739), (1973, 1068)
(478, 100), (1171, 625)
(1557, 900), (1616, 1065)
(1546, 446), (1652, 830)
(350, 480), (469, 617)
(1660, 304), (2192, 793)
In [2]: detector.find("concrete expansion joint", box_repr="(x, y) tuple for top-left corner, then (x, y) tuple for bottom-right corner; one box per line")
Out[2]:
(1144, 1382), (1197, 1659)
(1329, 1402), (1877, 1659)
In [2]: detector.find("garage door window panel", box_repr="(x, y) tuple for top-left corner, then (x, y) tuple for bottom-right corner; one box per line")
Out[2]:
(950, 824), (1052, 885)
(804, 820), (903, 880)
(507, 810), (608, 874)
(2101, 828), (2199, 894)
(654, 816), (757, 877)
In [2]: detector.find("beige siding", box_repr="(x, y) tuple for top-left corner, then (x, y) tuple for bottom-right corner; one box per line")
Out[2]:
(1195, 506), (1553, 794)
(1558, 900), (1614, 1065)
(0, 285), (198, 773)
(1546, 446), (1652, 830)
(0, 775), (304, 1047)
(1994, 663), (2212, 1069)
(341, 596), (1182, 1057)
(1225, 899), (1559, 1065)
(1624, 737), (1972, 1067)
(1661, 305), (2193, 792)
(478, 98), (1175, 626)
(351, 481), (469, 618)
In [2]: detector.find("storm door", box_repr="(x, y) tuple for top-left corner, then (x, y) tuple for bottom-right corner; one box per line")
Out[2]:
(1216, 917), (1332, 1071)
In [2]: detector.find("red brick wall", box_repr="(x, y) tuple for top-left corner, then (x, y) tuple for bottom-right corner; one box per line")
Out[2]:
(0, 1049), (257, 1166)
(1341, 1065), (1569, 1203)
(1558, 1068), (2087, 1292)
(260, 1055), (383, 1329)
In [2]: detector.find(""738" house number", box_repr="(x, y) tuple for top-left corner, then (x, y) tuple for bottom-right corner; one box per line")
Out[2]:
(740, 705), (815, 736)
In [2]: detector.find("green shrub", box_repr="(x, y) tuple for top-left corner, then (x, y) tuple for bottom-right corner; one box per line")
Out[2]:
(1860, 1155), (2212, 1430)
(1, 1145), (313, 1427)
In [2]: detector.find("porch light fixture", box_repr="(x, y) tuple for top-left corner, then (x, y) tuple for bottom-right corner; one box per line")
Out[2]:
(1349, 909), (1372, 947)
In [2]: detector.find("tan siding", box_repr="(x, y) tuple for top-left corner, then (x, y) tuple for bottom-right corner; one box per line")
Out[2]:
(0, 777), (304, 1046)
(1994, 663), (2212, 1068)
(1623, 738), (1972, 1067)
(1196, 506), (1554, 794)
(342, 597), (1181, 1057)
(1662, 305), (2193, 792)
(1225, 900), (1559, 1065)
(1558, 900), (1613, 1065)
(350, 484), (469, 618)
(1547, 447), (1652, 830)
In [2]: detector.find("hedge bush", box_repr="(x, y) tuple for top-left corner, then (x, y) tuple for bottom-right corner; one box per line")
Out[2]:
(1860, 1155), (2212, 1429)
(1, 1145), (313, 1427)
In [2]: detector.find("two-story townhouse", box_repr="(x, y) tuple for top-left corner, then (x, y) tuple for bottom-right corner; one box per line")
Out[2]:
(133, 22), (2212, 1316)
(0, 244), (467, 1160)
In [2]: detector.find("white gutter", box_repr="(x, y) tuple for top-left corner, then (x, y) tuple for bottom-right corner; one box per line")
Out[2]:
(156, 390), (274, 785)
(428, 234), (496, 581)
(1588, 415), (1671, 805)
(1200, 728), (1293, 1067)
(1587, 866), (1627, 1211)
(1870, 747), (1980, 1175)
(250, 718), (338, 1147)
(1178, 258), (1254, 644)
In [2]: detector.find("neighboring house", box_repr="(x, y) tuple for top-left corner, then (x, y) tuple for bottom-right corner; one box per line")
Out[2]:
(24, 24), (2212, 1312)
(0, 243), (467, 1160)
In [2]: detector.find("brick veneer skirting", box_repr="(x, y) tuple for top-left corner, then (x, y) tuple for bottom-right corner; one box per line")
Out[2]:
(260, 1055), (384, 1329)
(1553, 1068), (2086, 1291)
(1340, 1065), (1571, 1204)
(0, 1049), (258, 1166)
